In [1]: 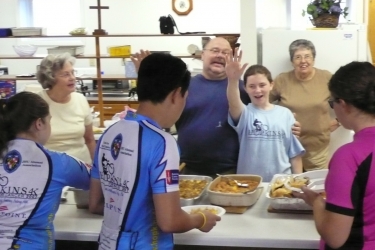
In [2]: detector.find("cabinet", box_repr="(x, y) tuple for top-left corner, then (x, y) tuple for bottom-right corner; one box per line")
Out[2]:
(88, 99), (139, 121)
(0, 33), (239, 126)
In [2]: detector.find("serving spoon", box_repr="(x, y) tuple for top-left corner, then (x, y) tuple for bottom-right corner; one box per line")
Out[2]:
(216, 174), (249, 187)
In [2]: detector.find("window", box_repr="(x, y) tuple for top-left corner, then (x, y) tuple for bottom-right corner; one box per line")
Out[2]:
(18, 0), (84, 46)
(32, 0), (82, 35)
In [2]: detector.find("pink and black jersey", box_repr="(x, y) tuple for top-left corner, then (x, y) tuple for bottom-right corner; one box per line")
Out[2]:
(322, 127), (375, 250)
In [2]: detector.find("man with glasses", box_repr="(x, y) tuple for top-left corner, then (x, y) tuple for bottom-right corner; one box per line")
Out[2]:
(175, 37), (251, 177)
(132, 38), (300, 178)
(175, 37), (302, 177)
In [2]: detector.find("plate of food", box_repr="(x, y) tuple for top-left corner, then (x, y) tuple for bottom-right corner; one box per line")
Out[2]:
(182, 205), (226, 217)
(179, 175), (212, 206)
(266, 172), (327, 210)
(207, 174), (263, 207)
(92, 126), (106, 134)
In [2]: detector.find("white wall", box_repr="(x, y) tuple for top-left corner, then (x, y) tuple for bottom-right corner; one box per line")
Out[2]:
(0, 0), (241, 79)
(0, 0), (368, 89)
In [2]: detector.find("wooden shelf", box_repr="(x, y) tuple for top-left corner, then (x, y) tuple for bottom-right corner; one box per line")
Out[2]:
(0, 74), (136, 81)
(0, 33), (239, 38)
(0, 54), (201, 59)
(0, 30), (221, 126)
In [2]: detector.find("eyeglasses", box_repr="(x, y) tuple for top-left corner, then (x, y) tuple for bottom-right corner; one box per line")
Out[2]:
(204, 48), (232, 56)
(328, 98), (340, 109)
(56, 70), (77, 79)
(293, 55), (313, 62)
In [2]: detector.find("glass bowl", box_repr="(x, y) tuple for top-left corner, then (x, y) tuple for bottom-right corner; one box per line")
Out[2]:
(13, 45), (37, 57)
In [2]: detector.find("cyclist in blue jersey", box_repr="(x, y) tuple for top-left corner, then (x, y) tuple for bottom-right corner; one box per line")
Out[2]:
(89, 53), (221, 250)
(0, 92), (91, 250)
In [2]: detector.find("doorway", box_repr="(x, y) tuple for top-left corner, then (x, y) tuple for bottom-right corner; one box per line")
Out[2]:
(369, 0), (375, 62)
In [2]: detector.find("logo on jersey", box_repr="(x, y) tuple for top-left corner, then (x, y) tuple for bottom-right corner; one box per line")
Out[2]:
(111, 134), (123, 160)
(0, 174), (9, 186)
(3, 150), (22, 173)
(105, 202), (122, 214)
(101, 153), (129, 193)
(166, 170), (179, 185)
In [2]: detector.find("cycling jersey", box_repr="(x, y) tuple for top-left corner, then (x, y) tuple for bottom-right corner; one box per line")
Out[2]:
(0, 139), (90, 250)
(92, 112), (180, 250)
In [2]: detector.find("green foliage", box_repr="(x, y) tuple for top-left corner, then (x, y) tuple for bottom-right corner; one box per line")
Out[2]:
(302, 0), (349, 19)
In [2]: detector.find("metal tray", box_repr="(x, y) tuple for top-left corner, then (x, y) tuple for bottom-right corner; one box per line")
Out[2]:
(179, 175), (212, 207)
(12, 27), (44, 36)
(265, 174), (312, 210)
(47, 46), (84, 56)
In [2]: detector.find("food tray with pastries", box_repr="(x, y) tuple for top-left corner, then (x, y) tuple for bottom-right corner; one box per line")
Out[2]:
(266, 173), (327, 210)
(207, 174), (263, 207)
(179, 175), (212, 207)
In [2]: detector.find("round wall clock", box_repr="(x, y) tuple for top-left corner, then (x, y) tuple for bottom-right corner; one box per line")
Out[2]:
(172, 0), (193, 16)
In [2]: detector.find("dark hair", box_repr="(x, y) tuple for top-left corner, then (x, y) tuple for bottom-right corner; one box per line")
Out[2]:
(289, 39), (316, 62)
(243, 65), (273, 85)
(137, 53), (190, 103)
(0, 92), (49, 155)
(328, 61), (375, 115)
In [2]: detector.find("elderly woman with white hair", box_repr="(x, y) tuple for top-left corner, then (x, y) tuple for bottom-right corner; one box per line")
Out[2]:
(270, 39), (339, 172)
(36, 53), (95, 207)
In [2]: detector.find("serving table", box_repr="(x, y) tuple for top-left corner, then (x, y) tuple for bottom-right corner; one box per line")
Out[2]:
(54, 183), (320, 249)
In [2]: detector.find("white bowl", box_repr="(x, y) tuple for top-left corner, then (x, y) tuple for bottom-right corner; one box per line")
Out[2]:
(69, 188), (89, 209)
(104, 120), (118, 128)
(182, 205), (226, 216)
(13, 45), (37, 57)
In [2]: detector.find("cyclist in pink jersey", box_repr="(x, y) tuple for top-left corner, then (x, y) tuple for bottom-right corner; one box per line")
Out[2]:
(294, 61), (375, 250)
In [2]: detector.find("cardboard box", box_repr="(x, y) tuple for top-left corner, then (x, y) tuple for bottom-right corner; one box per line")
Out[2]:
(0, 81), (16, 99)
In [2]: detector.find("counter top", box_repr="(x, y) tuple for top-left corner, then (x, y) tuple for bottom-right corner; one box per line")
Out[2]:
(86, 96), (138, 102)
(54, 184), (320, 249)
(94, 131), (177, 141)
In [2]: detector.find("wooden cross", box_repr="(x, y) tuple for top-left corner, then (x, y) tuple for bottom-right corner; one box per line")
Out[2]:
(90, 0), (109, 35)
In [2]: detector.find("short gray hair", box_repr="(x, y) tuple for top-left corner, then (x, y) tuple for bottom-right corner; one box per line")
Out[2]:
(36, 53), (76, 89)
(289, 39), (316, 62)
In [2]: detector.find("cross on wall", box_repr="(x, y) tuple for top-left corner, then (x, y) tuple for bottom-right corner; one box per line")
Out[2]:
(89, 0), (109, 35)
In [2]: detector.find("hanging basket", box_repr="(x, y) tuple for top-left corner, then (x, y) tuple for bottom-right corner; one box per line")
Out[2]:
(310, 13), (340, 28)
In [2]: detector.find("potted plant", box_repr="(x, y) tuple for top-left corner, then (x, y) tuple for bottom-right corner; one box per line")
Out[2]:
(302, 0), (349, 28)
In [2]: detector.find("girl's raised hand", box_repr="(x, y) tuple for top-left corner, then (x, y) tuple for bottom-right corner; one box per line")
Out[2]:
(225, 47), (248, 82)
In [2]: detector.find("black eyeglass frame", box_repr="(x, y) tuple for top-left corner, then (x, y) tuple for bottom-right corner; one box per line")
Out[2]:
(328, 98), (340, 109)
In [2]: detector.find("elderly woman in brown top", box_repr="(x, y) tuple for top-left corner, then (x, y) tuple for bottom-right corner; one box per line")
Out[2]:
(270, 39), (339, 171)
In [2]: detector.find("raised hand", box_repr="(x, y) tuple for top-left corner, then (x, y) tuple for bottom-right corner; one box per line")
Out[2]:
(225, 48), (248, 82)
(130, 50), (151, 72)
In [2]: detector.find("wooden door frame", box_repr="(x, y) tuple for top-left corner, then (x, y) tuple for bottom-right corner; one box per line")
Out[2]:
(368, 0), (375, 63)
